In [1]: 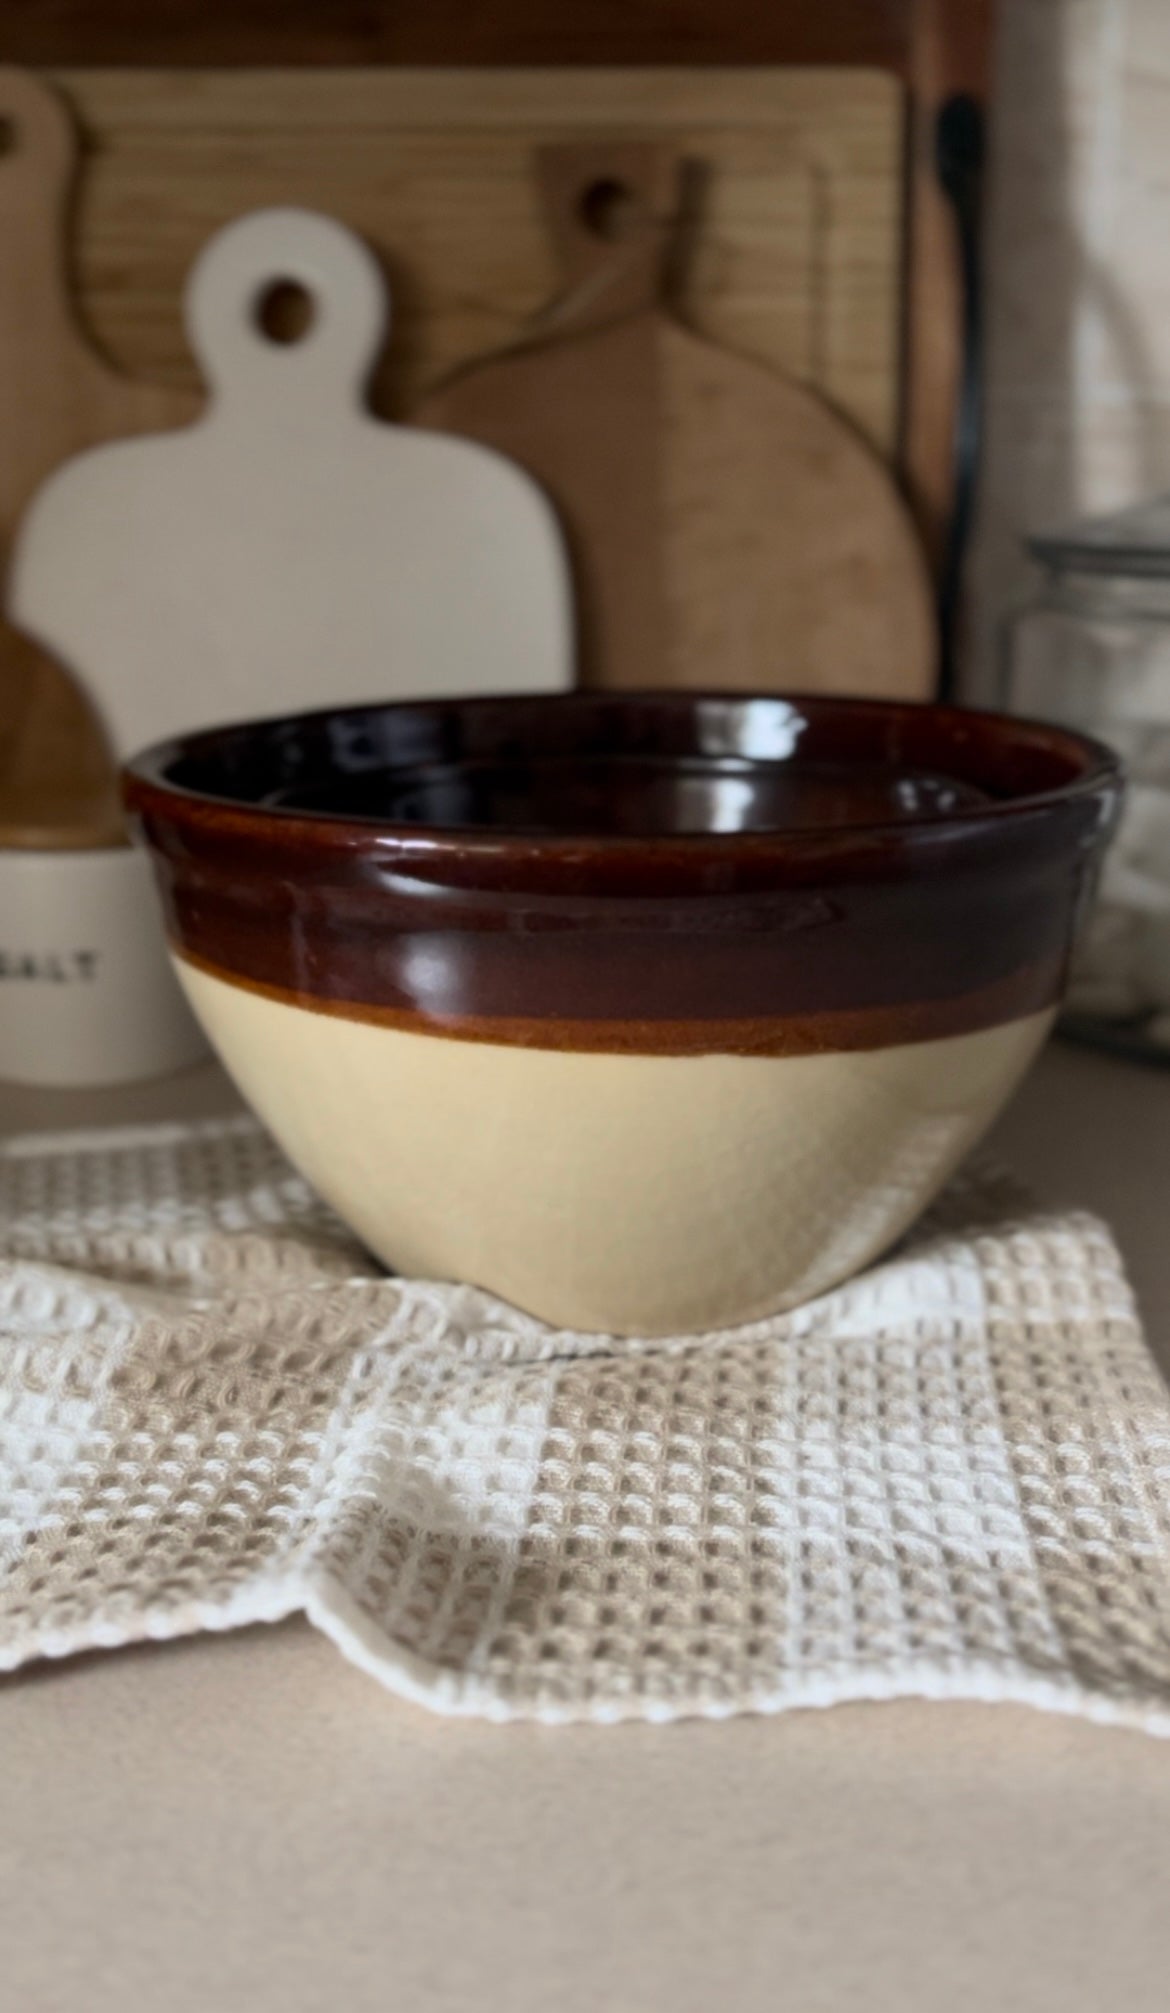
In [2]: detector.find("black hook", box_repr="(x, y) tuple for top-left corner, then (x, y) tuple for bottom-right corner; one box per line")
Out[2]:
(935, 92), (986, 704)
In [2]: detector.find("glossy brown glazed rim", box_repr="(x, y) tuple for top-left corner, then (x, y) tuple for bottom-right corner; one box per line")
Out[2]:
(124, 691), (1122, 1056)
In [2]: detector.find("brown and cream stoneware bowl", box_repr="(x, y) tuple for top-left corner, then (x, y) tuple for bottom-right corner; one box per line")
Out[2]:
(125, 693), (1120, 1335)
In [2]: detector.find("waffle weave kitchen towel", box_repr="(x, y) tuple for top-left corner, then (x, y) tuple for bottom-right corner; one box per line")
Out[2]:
(2, 1112), (1170, 1730)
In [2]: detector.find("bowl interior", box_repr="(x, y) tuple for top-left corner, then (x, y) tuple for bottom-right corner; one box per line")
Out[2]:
(144, 692), (1116, 843)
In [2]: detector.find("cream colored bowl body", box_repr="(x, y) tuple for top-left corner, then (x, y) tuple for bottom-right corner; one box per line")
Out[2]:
(178, 957), (1051, 1334)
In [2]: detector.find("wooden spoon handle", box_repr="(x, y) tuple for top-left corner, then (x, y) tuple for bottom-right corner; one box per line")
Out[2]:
(0, 624), (125, 851)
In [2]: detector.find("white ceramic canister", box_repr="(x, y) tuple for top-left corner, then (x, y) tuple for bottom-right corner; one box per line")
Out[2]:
(0, 842), (207, 1087)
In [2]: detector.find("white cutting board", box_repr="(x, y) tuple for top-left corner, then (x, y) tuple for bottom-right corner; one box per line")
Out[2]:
(8, 207), (573, 758)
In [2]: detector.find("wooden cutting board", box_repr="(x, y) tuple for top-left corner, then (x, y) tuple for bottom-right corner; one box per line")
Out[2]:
(0, 67), (196, 840)
(9, 206), (573, 759)
(46, 67), (906, 460)
(0, 67), (195, 554)
(419, 142), (935, 698)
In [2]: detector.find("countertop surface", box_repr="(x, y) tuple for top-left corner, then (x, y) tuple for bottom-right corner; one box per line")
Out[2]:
(2, 1038), (1170, 2013)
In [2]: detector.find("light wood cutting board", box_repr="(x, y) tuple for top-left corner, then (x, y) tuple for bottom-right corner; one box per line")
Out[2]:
(419, 142), (935, 698)
(46, 67), (905, 457)
(0, 67), (195, 551)
(8, 206), (573, 758)
(0, 67), (196, 839)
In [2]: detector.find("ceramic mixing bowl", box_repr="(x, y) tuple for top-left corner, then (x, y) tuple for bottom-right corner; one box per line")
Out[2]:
(125, 693), (1120, 1334)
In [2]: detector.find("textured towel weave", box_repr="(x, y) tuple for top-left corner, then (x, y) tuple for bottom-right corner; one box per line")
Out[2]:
(2, 1114), (1170, 1729)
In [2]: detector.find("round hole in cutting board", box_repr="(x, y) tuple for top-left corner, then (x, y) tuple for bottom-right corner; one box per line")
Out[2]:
(253, 278), (316, 345)
(0, 117), (17, 158)
(579, 178), (640, 243)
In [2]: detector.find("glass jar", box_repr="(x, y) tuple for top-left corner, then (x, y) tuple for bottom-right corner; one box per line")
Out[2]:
(1001, 495), (1170, 1063)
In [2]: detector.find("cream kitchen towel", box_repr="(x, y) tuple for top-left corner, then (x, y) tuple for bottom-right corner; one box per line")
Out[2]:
(2, 1112), (1170, 1730)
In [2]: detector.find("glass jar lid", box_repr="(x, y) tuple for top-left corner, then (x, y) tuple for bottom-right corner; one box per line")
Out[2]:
(1029, 493), (1170, 579)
